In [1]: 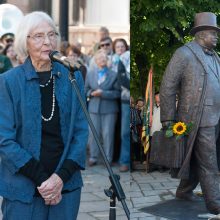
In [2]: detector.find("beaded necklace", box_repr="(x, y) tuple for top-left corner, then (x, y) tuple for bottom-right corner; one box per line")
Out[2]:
(39, 71), (53, 88)
(39, 73), (56, 122)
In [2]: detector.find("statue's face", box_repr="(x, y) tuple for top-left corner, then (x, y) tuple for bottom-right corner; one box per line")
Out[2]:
(202, 29), (218, 48)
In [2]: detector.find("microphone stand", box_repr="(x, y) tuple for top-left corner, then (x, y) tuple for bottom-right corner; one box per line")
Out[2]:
(68, 68), (130, 220)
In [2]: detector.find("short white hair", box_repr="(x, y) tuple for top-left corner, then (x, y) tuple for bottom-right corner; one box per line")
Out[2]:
(94, 49), (108, 61)
(14, 11), (60, 60)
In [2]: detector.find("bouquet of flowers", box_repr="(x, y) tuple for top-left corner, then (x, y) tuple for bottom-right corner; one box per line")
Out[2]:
(165, 121), (193, 140)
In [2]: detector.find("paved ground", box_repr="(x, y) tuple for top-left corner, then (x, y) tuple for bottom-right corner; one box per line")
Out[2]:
(130, 170), (177, 220)
(0, 163), (130, 220)
(130, 169), (204, 220)
(78, 164), (130, 220)
(0, 166), (207, 220)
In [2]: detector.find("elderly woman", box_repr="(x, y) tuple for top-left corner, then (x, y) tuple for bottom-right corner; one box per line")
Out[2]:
(0, 11), (88, 220)
(85, 49), (120, 166)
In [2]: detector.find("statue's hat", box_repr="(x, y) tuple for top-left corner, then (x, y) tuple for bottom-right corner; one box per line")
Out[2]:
(190, 12), (220, 35)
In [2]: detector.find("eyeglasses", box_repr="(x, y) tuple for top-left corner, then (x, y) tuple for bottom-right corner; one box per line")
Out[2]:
(100, 43), (111, 47)
(27, 31), (58, 44)
(116, 45), (126, 49)
(6, 39), (14, 44)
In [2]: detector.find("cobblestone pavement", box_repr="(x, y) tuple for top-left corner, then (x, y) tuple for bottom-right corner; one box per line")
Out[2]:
(0, 163), (130, 220)
(0, 166), (205, 220)
(130, 170), (178, 220)
(130, 170), (202, 220)
(78, 164), (130, 220)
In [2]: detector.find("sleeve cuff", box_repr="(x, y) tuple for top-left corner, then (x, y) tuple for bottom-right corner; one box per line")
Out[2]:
(56, 159), (80, 183)
(18, 157), (49, 186)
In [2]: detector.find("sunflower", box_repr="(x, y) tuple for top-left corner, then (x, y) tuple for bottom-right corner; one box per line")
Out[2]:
(173, 122), (187, 135)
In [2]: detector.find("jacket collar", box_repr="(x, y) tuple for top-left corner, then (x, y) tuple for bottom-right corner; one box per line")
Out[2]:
(22, 57), (61, 80)
(213, 50), (220, 66)
(185, 41), (217, 74)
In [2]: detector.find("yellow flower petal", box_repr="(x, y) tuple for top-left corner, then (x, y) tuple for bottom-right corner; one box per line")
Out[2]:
(173, 122), (187, 135)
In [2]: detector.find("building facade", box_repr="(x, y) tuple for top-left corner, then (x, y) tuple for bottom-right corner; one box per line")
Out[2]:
(5, 0), (130, 53)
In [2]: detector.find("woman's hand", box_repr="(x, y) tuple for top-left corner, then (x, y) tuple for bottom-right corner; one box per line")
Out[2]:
(44, 193), (62, 206)
(37, 173), (63, 205)
(91, 89), (102, 97)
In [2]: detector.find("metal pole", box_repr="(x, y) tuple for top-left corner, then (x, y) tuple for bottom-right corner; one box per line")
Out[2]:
(68, 71), (130, 219)
(59, 0), (69, 41)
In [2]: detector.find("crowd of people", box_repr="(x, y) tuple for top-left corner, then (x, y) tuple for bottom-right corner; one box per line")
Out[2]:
(130, 93), (169, 172)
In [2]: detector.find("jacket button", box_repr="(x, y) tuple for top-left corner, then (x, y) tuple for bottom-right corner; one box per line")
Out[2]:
(57, 72), (61, 77)
(198, 88), (202, 91)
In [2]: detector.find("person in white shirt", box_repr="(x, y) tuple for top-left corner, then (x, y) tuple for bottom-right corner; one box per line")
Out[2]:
(150, 92), (162, 136)
(149, 92), (167, 172)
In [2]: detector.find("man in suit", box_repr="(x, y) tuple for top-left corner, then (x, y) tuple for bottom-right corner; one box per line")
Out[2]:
(160, 12), (220, 214)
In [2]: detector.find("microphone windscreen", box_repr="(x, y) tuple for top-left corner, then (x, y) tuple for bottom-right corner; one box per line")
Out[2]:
(49, 50), (82, 71)
(49, 50), (59, 60)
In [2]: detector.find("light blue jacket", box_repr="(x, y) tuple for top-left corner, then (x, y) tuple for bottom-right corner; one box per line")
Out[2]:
(85, 68), (120, 114)
(0, 58), (88, 202)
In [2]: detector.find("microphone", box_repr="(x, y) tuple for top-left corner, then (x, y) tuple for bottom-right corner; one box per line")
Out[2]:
(49, 50), (81, 71)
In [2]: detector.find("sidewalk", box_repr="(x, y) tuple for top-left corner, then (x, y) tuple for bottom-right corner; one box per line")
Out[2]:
(130, 170), (202, 220)
(0, 165), (205, 220)
(130, 170), (177, 220)
(78, 163), (130, 220)
(0, 164), (130, 220)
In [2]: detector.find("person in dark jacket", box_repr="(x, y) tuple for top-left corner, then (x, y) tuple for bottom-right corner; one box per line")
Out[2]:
(0, 54), (12, 73)
(117, 51), (130, 172)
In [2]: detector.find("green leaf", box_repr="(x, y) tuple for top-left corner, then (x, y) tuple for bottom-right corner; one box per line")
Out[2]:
(185, 122), (194, 135)
(187, 122), (194, 130)
(131, 0), (220, 99)
(176, 135), (184, 140)
(165, 129), (173, 138)
(167, 124), (173, 130)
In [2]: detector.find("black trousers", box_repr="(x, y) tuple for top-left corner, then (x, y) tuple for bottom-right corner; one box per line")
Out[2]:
(177, 125), (220, 214)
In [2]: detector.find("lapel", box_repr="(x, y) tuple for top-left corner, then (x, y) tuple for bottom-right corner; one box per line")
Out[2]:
(213, 51), (220, 80)
(19, 58), (41, 158)
(52, 63), (72, 129)
(91, 69), (99, 88)
(214, 51), (220, 64)
(99, 69), (110, 89)
(185, 41), (210, 75)
(206, 61), (219, 80)
(186, 41), (220, 83)
(205, 50), (220, 80)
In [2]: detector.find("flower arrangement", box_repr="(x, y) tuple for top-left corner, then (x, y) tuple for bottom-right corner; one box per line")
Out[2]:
(165, 121), (193, 140)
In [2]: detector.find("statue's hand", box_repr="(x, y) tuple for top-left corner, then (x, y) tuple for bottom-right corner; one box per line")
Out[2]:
(162, 121), (174, 129)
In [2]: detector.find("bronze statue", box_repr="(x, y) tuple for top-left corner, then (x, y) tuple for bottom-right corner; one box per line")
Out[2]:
(160, 12), (220, 214)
